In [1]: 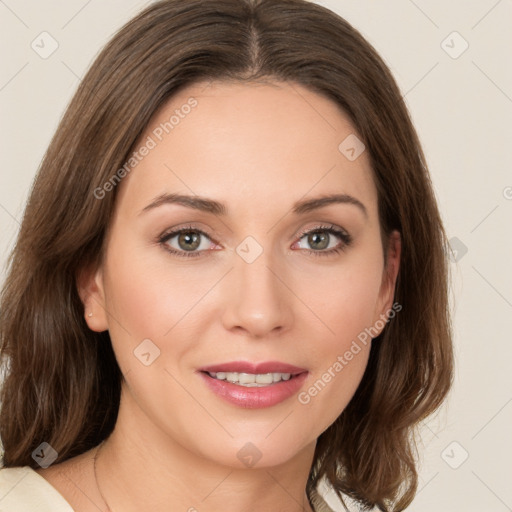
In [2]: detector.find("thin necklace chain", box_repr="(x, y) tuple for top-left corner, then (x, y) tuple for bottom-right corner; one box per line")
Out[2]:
(93, 441), (314, 512)
(93, 441), (112, 512)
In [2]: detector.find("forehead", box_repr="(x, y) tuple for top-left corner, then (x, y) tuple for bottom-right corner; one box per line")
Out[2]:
(117, 80), (378, 219)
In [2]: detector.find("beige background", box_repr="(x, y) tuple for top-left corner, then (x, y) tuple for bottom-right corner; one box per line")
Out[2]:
(1, 1), (511, 510)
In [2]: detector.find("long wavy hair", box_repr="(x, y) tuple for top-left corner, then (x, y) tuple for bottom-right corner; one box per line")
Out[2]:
(0, 1), (453, 510)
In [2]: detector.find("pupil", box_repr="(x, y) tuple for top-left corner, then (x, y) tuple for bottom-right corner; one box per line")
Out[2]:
(178, 231), (200, 251)
(309, 232), (328, 250)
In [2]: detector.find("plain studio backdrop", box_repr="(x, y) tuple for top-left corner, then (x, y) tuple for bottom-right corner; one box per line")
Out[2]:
(0, 1), (511, 511)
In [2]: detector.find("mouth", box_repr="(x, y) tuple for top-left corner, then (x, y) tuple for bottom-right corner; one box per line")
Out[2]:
(197, 361), (308, 408)
(201, 370), (300, 387)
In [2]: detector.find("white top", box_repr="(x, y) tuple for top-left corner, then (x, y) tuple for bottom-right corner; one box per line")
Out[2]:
(0, 466), (74, 511)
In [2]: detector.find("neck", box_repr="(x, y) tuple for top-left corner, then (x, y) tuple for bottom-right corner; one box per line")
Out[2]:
(96, 385), (316, 512)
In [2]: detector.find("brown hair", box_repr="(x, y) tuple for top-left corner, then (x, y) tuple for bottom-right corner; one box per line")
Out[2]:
(0, 0), (453, 510)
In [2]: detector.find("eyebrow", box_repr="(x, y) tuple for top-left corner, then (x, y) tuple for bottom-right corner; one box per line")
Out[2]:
(139, 192), (368, 219)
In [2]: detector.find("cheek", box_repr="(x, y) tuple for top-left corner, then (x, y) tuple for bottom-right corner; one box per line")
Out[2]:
(323, 275), (381, 345)
(100, 234), (215, 373)
(296, 278), (376, 428)
(301, 253), (384, 349)
(105, 219), (225, 322)
(297, 343), (371, 434)
(293, 255), (382, 425)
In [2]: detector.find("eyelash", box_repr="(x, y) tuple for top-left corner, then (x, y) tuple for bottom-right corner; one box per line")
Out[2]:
(157, 223), (353, 259)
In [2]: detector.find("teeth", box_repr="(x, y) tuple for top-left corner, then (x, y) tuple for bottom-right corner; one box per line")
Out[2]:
(207, 371), (293, 387)
(226, 372), (238, 382)
(255, 373), (273, 384)
(239, 373), (256, 384)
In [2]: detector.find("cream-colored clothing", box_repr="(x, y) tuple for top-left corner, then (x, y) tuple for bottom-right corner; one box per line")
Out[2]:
(0, 466), (73, 511)
(0, 465), (335, 512)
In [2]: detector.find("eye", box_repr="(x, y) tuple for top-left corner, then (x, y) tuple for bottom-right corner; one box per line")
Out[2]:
(158, 226), (217, 258)
(293, 224), (352, 256)
(157, 223), (352, 259)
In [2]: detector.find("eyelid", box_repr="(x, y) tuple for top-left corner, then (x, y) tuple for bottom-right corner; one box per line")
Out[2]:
(158, 223), (220, 243)
(294, 223), (351, 242)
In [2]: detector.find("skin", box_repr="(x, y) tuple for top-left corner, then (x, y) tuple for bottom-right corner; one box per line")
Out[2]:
(37, 80), (400, 512)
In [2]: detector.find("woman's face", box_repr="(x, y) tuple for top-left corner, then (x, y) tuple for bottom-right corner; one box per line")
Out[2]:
(83, 80), (400, 468)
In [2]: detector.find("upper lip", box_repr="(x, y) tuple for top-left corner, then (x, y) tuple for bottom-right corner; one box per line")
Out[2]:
(199, 361), (307, 375)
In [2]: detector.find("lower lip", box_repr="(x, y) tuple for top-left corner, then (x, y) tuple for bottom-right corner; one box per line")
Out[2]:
(198, 371), (308, 409)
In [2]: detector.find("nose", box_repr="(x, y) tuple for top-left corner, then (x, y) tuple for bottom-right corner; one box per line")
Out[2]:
(221, 249), (294, 339)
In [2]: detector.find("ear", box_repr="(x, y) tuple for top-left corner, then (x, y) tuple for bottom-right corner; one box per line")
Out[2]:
(76, 264), (109, 332)
(372, 230), (401, 333)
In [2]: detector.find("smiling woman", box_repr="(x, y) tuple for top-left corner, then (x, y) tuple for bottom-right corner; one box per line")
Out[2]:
(0, 1), (453, 512)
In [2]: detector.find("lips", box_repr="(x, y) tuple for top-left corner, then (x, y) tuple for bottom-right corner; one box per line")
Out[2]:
(198, 361), (307, 375)
(197, 360), (309, 409)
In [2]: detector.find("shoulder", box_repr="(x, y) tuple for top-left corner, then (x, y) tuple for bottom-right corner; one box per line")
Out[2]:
(309, 486), (337, 512)
(0, 466), (74, 511)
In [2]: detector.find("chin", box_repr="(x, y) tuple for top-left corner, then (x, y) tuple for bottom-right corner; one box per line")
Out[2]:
(189, 431), (314, 470)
